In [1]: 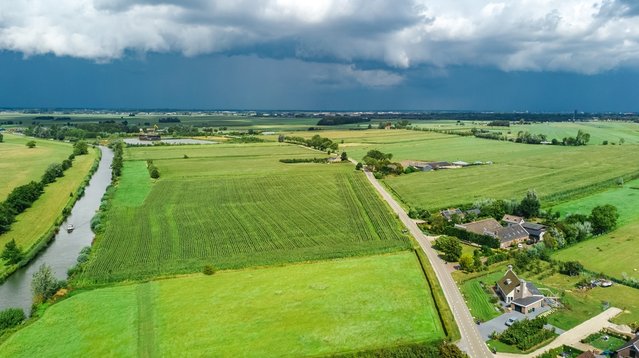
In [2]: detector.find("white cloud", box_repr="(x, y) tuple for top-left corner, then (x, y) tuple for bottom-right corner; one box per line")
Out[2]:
(1, 0), (639, 75)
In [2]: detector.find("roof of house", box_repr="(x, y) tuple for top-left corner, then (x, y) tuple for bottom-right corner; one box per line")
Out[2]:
(617, 335), (639, 353)
(512, 295), (545, 307)
(466, 208), (481, 216)
(522, 222), (545, 231)
(496, 269), (521, 296)
(452, 160), (469, 166)
(441, 208), (463, 220)
(497, 224), (530, 243)
(458, 218), (502, 236)
(502, 214), (525, 224)
(576, 351), (597, 358)
(526, 282), (542, 296)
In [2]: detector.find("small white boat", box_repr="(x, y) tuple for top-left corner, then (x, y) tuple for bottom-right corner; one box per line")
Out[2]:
(66, 224), (75, 233)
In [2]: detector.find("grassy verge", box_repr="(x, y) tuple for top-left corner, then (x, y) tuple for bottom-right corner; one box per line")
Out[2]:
(0, 148), (100, 282)
(413, 245), (460, 341)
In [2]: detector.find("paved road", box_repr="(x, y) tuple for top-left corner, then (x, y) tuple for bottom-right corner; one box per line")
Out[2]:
(494, 307), (622, 358)
(360, 169), (493, 358)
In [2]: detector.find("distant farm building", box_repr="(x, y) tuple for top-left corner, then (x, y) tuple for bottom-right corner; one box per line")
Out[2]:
(440, 208), (481, 222)
(456, 216), (545, 248)
(139, 127), (161, 141)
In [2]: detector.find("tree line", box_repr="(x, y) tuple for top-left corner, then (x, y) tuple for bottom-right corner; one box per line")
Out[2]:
(280, 134), (339, 152)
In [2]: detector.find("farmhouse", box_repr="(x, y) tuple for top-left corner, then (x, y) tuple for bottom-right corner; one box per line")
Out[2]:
(455, 218), (529, 248)
(139, 127), (161, 141)
(502, 214), (525, 226)
(400, 160), (434, 172)
(617, 335), (639, 358)
(522, 222), (546, 242)
(495, 265), (545, 314)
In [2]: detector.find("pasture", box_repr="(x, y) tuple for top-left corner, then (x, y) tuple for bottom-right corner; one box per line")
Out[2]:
(289, 129), (639, 210)
(78, 143), (409, 284)
(0, 134), (73, 200)
(552, 220), (639, 282)
(1, 252), (445, 357)
(0, 149), (97, 266)
(551, 178), (639, 226)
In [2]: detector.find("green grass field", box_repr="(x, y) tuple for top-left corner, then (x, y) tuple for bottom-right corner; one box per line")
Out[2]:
(1, 252), (445, 357)
(0, 149), (98, 267)
(552, 179), (639, 226)
(77, 143), (409, 284)
(0, 134), (73, 200)
(287, 129), (639, 210)
(459, 270), (503, 322)
(552, 220), (639, 282)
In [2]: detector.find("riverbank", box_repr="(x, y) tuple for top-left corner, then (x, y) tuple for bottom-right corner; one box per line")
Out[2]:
(0, 147), (101, 283)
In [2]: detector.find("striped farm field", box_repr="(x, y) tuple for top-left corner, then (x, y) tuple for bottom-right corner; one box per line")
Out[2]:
(2, 252), (445, 357)
(78, 143), (410, 284)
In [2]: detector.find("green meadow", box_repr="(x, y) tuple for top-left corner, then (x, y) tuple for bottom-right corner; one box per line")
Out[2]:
(289, 129), (639, 210)
(0, 134), (73, 200)
(78, 142), (410, 284)
(1, 252), (446, 357)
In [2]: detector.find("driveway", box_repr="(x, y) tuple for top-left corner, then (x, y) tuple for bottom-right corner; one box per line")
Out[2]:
(478, 305), (555, 341)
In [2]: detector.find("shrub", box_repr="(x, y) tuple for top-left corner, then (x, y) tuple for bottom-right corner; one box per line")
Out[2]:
(203, 265), (216, 275)
(26, 140), (36, 148)
(495, 316), (555, 350)
(1, 239), (23, 265)
(0, 308), (25, 331)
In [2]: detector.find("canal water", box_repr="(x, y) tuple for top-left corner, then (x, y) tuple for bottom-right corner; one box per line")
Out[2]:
(0, 146), (113, 313)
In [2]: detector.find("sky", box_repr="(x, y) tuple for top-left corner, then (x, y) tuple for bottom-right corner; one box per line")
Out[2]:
(1, 0), (638, 111)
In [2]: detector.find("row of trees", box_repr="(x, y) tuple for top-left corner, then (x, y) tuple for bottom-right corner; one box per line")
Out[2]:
(146, 160), (160, 179)
(281, 134), (339, 152)
(362, 150), (403, 177)
(110, 141), (124, 178)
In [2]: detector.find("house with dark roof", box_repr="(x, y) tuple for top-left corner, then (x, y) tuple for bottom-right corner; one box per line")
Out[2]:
(502, 214), (525, 226)
(441, 208), (464, 221)
(617, 335), (639, 358)
(522, 222), (546, 242)
(495, 265), (545, 314)
(455, 218), (529, 248)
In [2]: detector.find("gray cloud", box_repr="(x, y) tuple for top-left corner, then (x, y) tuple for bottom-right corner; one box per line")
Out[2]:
(1, 0), (639, 77)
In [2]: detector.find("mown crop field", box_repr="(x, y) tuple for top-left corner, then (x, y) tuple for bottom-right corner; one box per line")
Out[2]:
(459, 270), (503, 322)
(0, 134), (73, 200)
(289, 129), (639, 210)
(0, 148), (97, 267)
(1, 252), (445, 357)
(78, 143), (409, 284)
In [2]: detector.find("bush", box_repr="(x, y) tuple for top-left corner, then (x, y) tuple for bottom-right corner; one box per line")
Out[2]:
(443, 227), (500, 248)
(73, 140), (89, 155)
(495, 316), (555, 350)
(26, 140), (36, 148)
(203, 265), (216, 275)
(0, 308), (25, 331)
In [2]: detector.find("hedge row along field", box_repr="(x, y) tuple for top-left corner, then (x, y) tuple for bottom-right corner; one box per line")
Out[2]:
(77, 143), (409, 284)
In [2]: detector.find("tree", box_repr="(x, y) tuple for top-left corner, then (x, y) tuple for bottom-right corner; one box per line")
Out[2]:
(518, 190), (541, 218)
(459, 253), (474, 271)
(1, 239), (23, 265)
(355, 162), (363, 170)
(589, 204), (619, 234)
(473, 249), (483, 270)
(31, 264), (58, 303)
(0, 203), (15, 234)
(26, 140), (36, 148)
(340, 151), (348, 161)
(72, 140), (88, 155)
(560, 261), (583, 276)
(434, 236), (462, 262)
(0, 308), (25, 330)
(150, 167), (160, 179)
(41, 163), (65, 184)
(438, 342), (469, 358)
(0, 133), (3, 142)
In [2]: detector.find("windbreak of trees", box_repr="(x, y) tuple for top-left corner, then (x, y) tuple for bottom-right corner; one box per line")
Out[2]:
(110, 141), (124, 178)
(282, 134), (339, 152)
(362, 149), (403, 177)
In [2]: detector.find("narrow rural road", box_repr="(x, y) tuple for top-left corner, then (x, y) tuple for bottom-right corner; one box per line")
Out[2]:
(360, 168), (493, 358)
